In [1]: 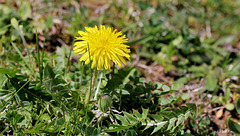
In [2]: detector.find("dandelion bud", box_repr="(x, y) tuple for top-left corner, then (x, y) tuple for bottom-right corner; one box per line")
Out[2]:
(98, 93), (112, 113)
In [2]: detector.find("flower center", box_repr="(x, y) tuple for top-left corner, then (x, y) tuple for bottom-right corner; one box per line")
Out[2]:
(101, 39), (110, 47)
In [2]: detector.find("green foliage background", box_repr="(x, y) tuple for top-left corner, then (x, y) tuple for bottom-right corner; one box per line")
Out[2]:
(0, 0), (240, 135)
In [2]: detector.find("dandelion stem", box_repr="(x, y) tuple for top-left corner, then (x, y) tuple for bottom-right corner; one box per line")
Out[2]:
(94, 71), (102, 100)
(112, 63), (115, 74)
(86, 69), (98, 105)
(91, 69), (98, 94)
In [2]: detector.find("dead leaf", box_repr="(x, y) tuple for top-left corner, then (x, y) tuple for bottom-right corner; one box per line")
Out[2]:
(216, 108), (224, 119)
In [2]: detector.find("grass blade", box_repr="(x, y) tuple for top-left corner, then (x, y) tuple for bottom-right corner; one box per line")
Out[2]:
(36, 32), (42, 84)
(65, 40), (74, 78)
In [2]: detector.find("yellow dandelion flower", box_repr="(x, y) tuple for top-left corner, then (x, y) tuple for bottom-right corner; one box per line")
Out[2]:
(73, 25), (131, 71)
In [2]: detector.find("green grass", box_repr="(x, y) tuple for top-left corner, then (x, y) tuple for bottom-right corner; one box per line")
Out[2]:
(0, 0), (240, 135)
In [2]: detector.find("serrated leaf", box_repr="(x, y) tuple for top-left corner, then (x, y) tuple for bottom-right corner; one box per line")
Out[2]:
(150, 121), (167, 135)
(228, 117), (240, 135)
(123, 111), (138, 124)
(44, 64), (55, 80)
(0, 90), (12, 100)
(167, 117), (177, 131)
(142, 108), (149, 119)
(143, 124), (151, 131)
(172, 108), (184, 116)
(104, 67), (135, 93)
(175, 114), (184, 127)
(148, 114), (164, 122)
(133, 109), (142, 119)
(154, 81), (163, 89)
(0, 68), (18, 78)
(43, 64), (68, 95)
(141, 119), (147, 126)
(158, 111), (176, 119)
(104, 125), (134, 133)
(159, 97), (170, 105)
(125, 129), (137, 136)
(0, 73), (7, 87)
(115, 114), (129, 126)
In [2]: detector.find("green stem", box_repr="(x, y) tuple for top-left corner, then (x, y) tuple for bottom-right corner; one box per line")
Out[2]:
(112, 63), (116, 95)
(94, 72), (102, 100)
(112, 63), (115, 74)
(85, 69), (98, 105)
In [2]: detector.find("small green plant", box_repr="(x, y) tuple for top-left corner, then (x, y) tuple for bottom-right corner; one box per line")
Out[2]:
(228, 97), (240, 135)
(185, 115), (215, 136)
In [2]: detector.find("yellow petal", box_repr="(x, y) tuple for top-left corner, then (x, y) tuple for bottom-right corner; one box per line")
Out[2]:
(104, 54), (111, 70)
(118, 56), (127, 65)
(80, 53), (88, 61)
(73, 25), (130, 70)
(91, 56), (97, 69)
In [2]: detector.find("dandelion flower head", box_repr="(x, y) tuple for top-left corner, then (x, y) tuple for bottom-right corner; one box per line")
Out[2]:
(73, 25), (130, 70)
